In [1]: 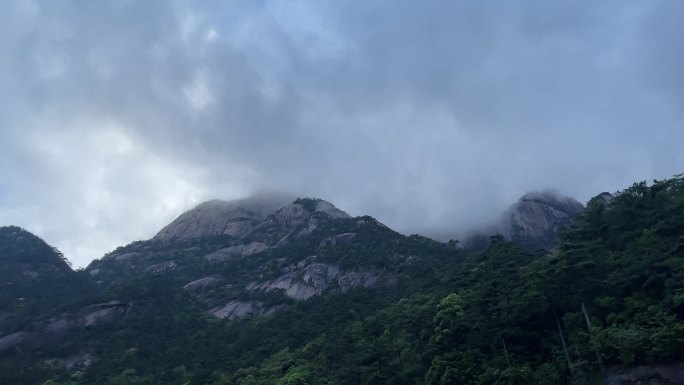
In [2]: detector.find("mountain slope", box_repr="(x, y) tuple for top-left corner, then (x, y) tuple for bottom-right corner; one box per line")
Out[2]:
(215, 177), (684, 385)
(0, 226), (86, 333)
(1, 177), (683, 385)
(85, 197), (439, 321)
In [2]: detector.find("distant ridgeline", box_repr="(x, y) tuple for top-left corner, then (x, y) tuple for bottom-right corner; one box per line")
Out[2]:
(0, 177), (683, 385)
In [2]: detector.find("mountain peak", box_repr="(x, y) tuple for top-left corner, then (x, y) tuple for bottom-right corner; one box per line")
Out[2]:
(591, 192), (615, 205)
(0, 226), (72, 272)
(464, 190), (584, 249)
(503, 190), (584, 247)
(0, 226), (80, 319)
(153, 194), (349, 241)
(290, 198), (350, 219)
(154, 193), (293, 241)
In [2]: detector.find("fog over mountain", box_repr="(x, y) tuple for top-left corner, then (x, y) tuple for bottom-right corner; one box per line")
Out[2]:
(1, 0), (683, 266)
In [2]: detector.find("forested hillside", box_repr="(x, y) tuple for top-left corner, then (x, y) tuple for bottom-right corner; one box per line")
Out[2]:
(0, 227), (94, 336)
(220, 177), (684, 384)
(1, 176), (683, 385)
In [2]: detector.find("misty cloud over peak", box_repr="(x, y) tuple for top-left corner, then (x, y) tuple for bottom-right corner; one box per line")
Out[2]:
(1, 0), (683, 266)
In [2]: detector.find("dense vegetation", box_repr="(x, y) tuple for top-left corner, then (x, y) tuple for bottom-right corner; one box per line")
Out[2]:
(1, 176), (683, 384)
(0, 227), (94, 335)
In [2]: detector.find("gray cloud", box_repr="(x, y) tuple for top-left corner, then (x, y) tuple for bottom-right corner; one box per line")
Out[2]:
(1, 0), (683, 266)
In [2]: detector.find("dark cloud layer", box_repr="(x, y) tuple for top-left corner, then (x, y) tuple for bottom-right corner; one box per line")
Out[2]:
(1, 0), (682, 266)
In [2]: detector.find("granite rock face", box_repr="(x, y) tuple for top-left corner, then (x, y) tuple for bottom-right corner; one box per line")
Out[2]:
(82, 307), (122, 326)
(248, 259), (377, 301)
(209, 301), (259, 320)
(319, 233), (356, 248)
(183, 276), (223, 291)
(220, 198), (351, 246)
(338, 272), (378, 292)
(208, 301), (286, 320)
(144, 261), (177, 274)
(152, 194), (349, 245)
(593, 192), (615, 205)
(80, 301), (129, 326)
(203, 242), (267, 262)
(465, 191), (585, 249)
(502, 191), (585, 247)
(153, 193), (294, 241)
(0, 331), (29, 354)
(247, 259), (342, 301)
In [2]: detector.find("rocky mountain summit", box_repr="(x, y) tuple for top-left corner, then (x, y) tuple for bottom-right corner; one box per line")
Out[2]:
(154, 192), (295, 241)
(465, 190), (585, 249)
(84, 196), (377, 323)
(153, 193), (350, 243)
(502, 191), (585, 245)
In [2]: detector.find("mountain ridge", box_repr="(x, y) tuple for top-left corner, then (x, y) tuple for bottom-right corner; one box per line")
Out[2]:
(1, 177), (682, 385)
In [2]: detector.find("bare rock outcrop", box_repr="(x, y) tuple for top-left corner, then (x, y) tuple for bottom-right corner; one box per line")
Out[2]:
(338, 272), (378, 292)
(249, 261), (341, 300)
(0, 331), (29, 354)
(208, 300), (287, 320)
(272, 200), (350, 228)
(152, 194), (350, 247)
(319, 233), (356, 248)
(44, 318), (71, 336)
(594, 192), (615, 205)
(110, 252), (142, 262)
(203, 242), (267, 262)
(153, 193), (293, 241)
(41, 302), (129, 340)
(249, 260), (378, 300)
(81, 301), (129, 326)
(315, 200), (351, 219)
(82, 308), (120, 326)
(144, 261), (177, 274)
(183, 276), (223, 291)
(250, 273), (319, 300)
(240, 199), (351, 246)
(209, 301), (258, 319)
(503, 191), (584, 244)
(465, 190), (584, 249)
(303, 263), (340, 290)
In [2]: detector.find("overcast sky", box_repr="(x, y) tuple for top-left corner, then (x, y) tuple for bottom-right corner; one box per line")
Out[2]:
(1, 0), (683, 267)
